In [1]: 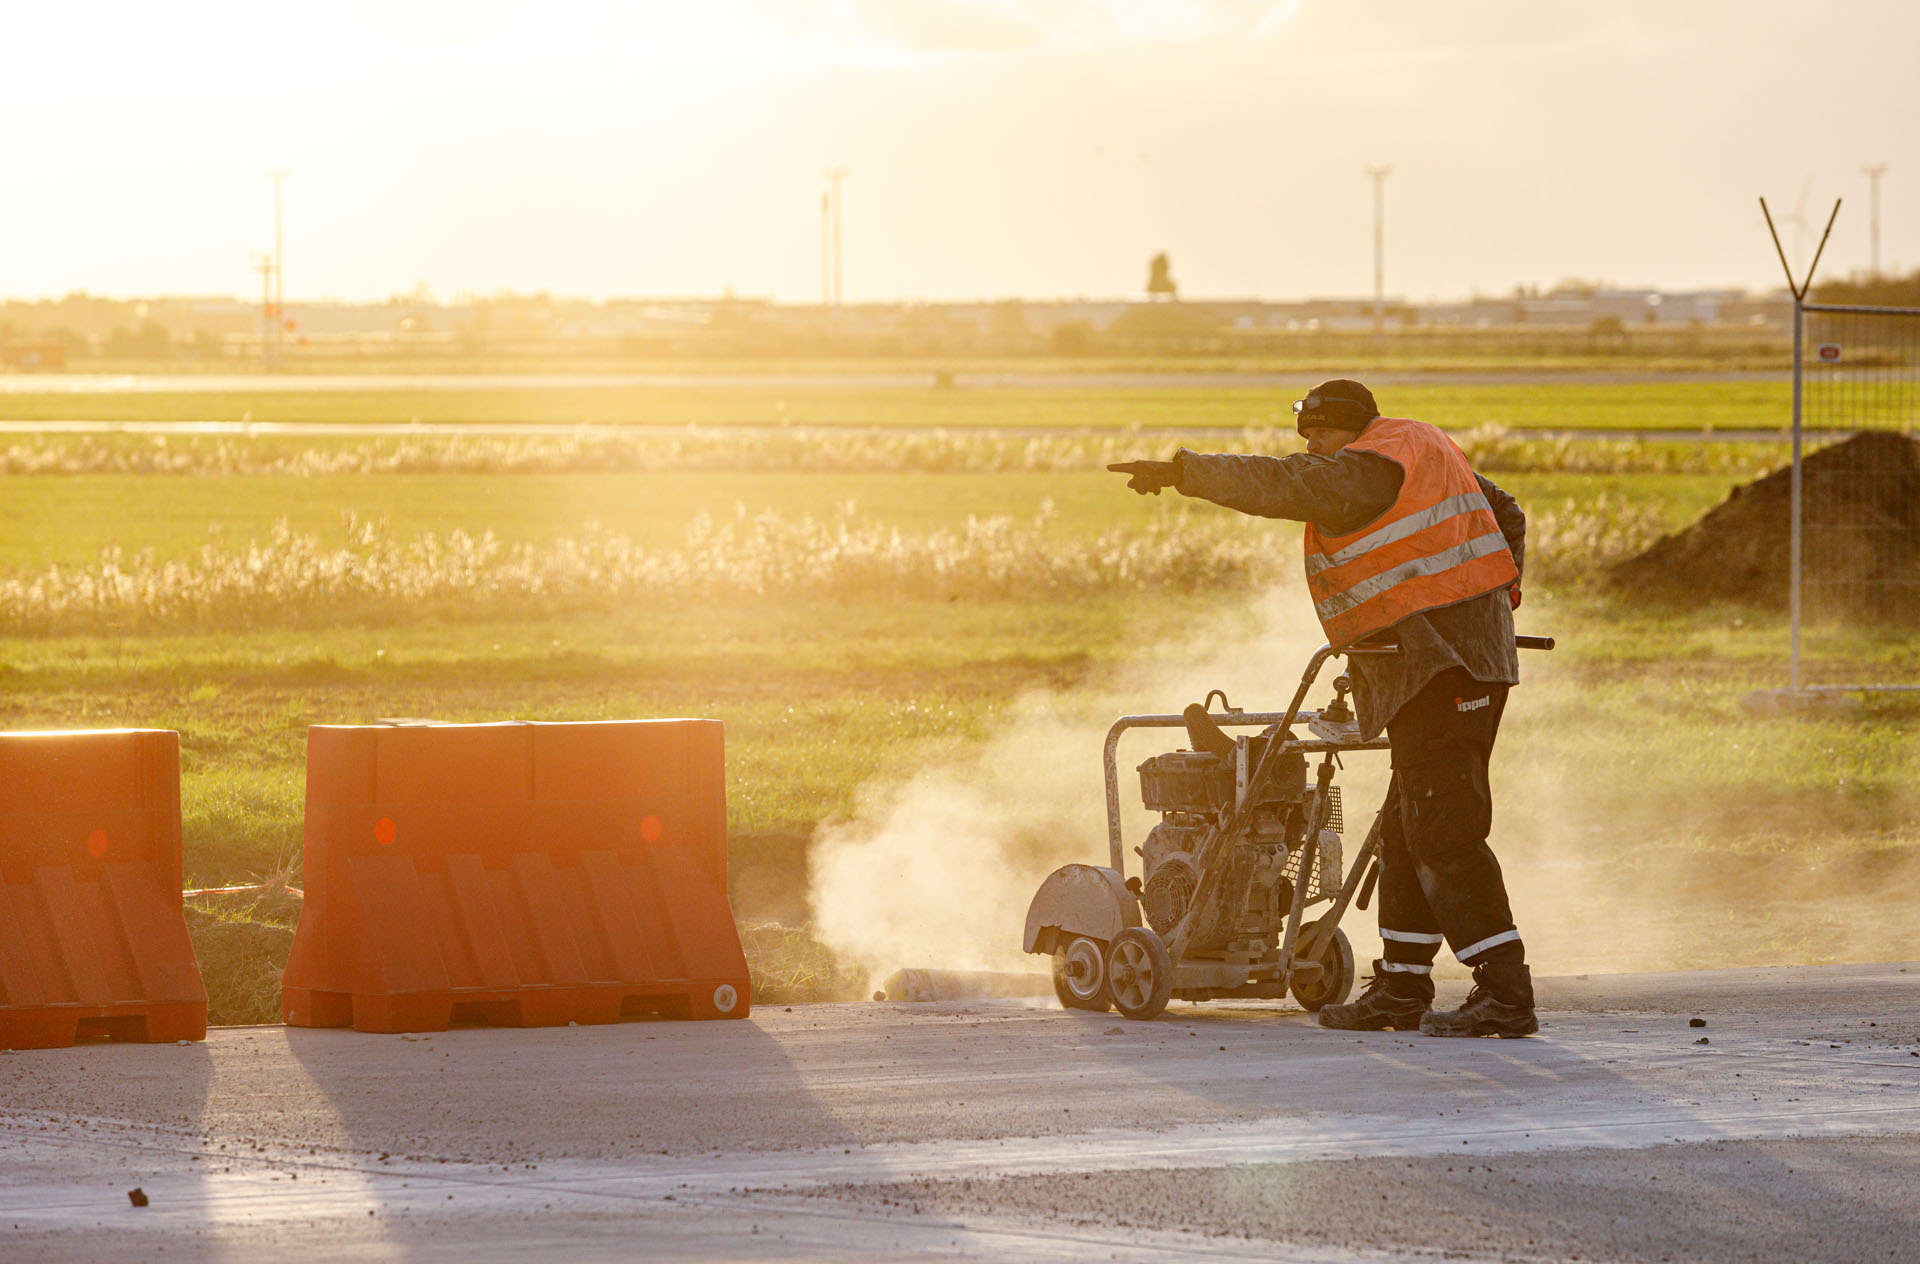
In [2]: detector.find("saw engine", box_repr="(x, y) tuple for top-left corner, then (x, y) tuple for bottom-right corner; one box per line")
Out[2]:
(1132, 741), (1339, 954)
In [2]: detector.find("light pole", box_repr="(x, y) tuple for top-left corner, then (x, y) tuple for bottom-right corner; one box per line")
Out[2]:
(1365, 166), (1390, 334)
(254, 253), (276, 371)
(268, 170), (290, 364)
(823, 168), (849, 308)
(1863, 164), (1887, 277)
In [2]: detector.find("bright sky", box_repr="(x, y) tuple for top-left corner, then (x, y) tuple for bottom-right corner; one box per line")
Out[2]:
(2, 0), (1914, 305)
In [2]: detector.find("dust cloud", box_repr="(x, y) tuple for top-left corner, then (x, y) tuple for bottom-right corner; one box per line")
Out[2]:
(808, 583), (1920, 989)
(1492, 653), (1920, 978)
(807, 581), (1336, 985)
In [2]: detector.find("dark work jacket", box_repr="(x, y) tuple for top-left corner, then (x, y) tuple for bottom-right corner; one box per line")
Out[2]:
(1172, 442), (1526, 740)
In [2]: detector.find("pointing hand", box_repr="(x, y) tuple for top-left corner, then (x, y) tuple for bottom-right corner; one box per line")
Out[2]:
(1107, 460), (1178, 496)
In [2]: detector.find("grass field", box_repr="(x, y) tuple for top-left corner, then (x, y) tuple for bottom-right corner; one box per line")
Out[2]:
(0, 379), (1793, 432)
(0, 376), (1913, 1023)
(49, 326), (1794, 379)
(0, 469), (1737, 570)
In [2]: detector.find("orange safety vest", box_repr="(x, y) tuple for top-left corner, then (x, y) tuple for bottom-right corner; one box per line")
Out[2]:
(1303, 416), (1518, 648)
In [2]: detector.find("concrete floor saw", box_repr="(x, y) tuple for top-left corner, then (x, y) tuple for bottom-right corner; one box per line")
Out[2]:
(1023, 635), (1554, 1021)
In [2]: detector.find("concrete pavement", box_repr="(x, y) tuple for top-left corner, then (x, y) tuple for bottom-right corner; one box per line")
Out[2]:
(1, 963), (1915, 1261)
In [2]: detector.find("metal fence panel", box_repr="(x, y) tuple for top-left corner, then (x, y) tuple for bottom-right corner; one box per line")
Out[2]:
(1794, 302), (1920, 692)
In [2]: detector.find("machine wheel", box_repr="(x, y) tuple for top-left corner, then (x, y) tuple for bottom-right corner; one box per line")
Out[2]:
(1289, 923), (1355, 1012)
(1107, 926), (1175, 1021)
(1051, 937), (1113, 1012)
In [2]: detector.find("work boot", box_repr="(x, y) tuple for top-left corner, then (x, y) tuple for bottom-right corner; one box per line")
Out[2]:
(1318, 961), (1432, 1031)
(1419, 961), (1537, 1037)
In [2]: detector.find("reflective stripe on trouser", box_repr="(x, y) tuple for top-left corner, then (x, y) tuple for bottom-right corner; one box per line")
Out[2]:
(1378, 667), (1526, 968)
(1379, 925), (1443, 969)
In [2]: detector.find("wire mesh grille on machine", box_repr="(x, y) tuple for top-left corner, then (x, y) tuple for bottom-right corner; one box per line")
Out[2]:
(1281, 786), (1342, 900)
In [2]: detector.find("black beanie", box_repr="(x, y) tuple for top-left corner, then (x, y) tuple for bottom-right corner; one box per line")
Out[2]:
(1294, 379), (1379, 435)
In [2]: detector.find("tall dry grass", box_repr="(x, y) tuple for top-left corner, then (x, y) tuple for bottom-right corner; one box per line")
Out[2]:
(1450, 425), (1779, 478)
(0, 499), (1663, 634)
(0, 427), (1785, 479)
(1522, 494), (1669, 584)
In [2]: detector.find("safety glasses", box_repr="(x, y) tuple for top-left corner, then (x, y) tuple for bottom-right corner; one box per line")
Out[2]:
(1293, 393), (1366, 417)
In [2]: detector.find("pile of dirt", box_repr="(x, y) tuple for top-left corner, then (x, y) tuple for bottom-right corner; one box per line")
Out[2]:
(1610, 431), (1920, 618)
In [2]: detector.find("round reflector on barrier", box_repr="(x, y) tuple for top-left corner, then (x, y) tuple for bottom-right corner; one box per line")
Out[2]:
(374, 818), (398, 847)
(87, 829), (109, 859)
(639, 815), (663, 844)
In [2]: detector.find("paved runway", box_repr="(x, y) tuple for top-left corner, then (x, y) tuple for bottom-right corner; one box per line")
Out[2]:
(1, 963), (1915, 1261)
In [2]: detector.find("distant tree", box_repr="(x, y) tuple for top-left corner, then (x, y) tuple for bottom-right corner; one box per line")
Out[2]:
(187, 327), (225, 360)
(1146, 252), (1178, 301)
(104, 323), (173, 359)
(1049, 321), (1095, 355)
(1588, 314), (1628, 354)
(1814, 267), (1920, 308)
(988, 299), (1030, 340)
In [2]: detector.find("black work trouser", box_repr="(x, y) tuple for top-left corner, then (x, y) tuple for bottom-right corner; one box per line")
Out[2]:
(1374, 667), (1523, 985)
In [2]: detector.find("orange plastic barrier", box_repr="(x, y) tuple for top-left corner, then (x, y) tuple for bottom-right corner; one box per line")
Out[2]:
(0, 730), (207, 1049)
(282, 720), (750, 1032)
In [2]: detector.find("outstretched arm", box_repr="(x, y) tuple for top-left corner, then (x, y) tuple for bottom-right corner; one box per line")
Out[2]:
(1171, 448), (1402, 536)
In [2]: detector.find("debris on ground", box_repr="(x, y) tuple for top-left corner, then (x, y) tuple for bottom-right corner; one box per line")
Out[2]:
(879, 969), (1052, 1002)
(127, 1189), (149, 1208)
(1610, 431), (1920, 618)
(1689, 1017), (1707, 1028)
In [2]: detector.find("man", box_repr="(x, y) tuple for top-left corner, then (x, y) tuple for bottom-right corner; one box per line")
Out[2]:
(1108, 378), (1535, 1037)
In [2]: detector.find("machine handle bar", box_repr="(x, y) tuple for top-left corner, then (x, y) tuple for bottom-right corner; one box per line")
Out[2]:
(1349, 634), (1554, 656)
(1102, 632), (1556, 869)
(1261, 631), (1555, 793)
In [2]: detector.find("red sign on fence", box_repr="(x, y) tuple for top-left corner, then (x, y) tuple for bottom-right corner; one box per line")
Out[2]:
(1817, 343), (1842, 362)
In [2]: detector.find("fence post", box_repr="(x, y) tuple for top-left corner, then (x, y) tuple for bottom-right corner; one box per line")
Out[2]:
(1760, 194), (1840, 697)
(1789, 294), (1803, 692)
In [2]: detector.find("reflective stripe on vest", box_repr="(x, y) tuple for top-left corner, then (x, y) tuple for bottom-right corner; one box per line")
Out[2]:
(1304, 490), (1498, 579)
(1314, 530), (1513, 620)
(1302, 416), (1518, 648)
